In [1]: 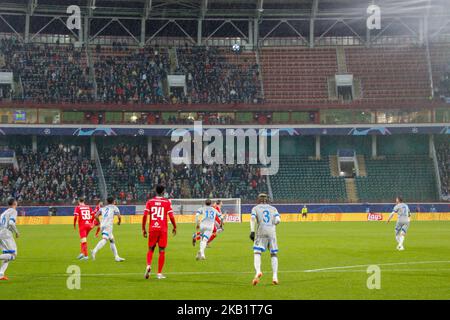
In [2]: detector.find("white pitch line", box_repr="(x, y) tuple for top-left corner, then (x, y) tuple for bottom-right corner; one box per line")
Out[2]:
(29, 260), (448, 278)
(303, 260), (450, 273)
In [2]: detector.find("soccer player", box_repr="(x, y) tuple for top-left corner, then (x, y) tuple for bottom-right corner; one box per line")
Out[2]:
(387, 196), (411, 251)
(92, 200), (103, 238)
(73, 197), (94, 260)
(250, 193), (281, 286)
(0, 198), (19, 280)
(192, 199), (224, 246)
(142, 185), (177, 280)
(195, 199), (221, 260)
(91, 196), (125, 262)
(301, 205), (308, 220)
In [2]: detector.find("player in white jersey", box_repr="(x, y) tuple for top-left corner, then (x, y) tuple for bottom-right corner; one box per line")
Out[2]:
(250, 193), (281, 286)
(387, 196), (411, 251)
(0, 198), (20, 280)
(91, 196), (125, 262)
(195, 199), (221, 260)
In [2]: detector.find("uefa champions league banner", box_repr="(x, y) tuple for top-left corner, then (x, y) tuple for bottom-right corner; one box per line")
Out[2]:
(0, 124), (449, 136)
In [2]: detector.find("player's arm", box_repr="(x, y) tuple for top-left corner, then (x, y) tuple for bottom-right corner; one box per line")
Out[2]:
(250, 208), (256, 241)
(387, 207), (397, 223)
(195, 210), (201, 230)
(142, 204), (149, 238)
(9, 212), (19, 238)
(116, 208), (122, 226)
(168, 206), (177, 236)
(73, 208), (79, 229)
(274, 210), (281, 225)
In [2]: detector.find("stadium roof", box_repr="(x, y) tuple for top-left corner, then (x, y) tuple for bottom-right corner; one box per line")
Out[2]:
(1, 0), (449, 20)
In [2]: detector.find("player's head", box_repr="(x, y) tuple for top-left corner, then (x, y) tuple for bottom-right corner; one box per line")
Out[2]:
(106, 196), (115, 205)
(96, 199), (103, 206)
(155, 184), (165, 196)
(396, 196), (403, 204)
(257, 193), (268, 204)
(78, 197), (85, 204)
(7, 197), (17, 208)
(215, 199), (222, 207)
(205, 198), (212, 206)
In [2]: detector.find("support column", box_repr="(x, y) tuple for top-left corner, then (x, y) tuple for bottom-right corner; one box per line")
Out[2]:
(315, 135), (321, 159)
(372, 135), (377, 158)
(429, 134), (434, 158)
(253, 18), (259, 48)
(140, 17), (146, 47)
(32, 135), (37, 152)
(309, 19), (315, 48)
(90, 136), (95, 161)
(147, 137), (153, 157)
(24, 14), (30, 43)
(248, 20), (254, 49)
(197, 19), (203, 45)
(419, 17), (424, 45)
(366, 24), (371, 47)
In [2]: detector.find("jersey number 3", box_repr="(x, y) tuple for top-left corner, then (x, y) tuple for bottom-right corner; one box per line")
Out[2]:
(151, 207), (165, 220)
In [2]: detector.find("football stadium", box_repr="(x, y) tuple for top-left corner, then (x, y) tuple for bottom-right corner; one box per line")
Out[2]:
(0, 0), (449, 302)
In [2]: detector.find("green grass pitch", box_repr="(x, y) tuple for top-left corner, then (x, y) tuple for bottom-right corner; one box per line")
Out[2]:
(1, 221), (449, 300)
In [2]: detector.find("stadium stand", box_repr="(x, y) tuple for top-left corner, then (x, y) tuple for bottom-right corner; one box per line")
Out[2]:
(270, 156), (348, 202)
(0, 38), (94, 103)
(93, 47), (170, 104)
(345, 46), (431, 101)
(355, 155), (438, 202)
(0, 144), (99, 204)
(436, 138), (450, 197)
(176, 46), (260, 104)
(260, 47), (338, 104)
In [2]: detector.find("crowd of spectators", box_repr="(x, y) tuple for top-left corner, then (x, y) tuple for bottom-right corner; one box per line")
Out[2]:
(436, 141), (450, 198)
(100, 143), (183, 202)
(1, 38), (261, 106)
(94, 48), (169, 104)
(99, 142), (268, 203)
(0, 38), (94, 103)
(173, 163), (267, 200)
(176, 46), (260, 104)
(0, 144), (99, 204)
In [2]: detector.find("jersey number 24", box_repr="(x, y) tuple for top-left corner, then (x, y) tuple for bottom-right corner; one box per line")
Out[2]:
(151, 207), (165, 220)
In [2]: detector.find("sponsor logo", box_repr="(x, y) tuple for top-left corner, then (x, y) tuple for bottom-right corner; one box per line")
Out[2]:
(367, 213), (383, 221)
(225, 214), (241, 223)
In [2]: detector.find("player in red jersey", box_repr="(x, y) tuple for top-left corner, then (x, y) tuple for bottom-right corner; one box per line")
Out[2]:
(73, 197), (94, 260)
(92, 200), (103, 238)
(142, 185), (177, 280)
(192, 199), (224, 246)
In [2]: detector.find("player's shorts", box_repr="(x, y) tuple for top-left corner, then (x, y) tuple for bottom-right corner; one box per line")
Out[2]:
(0, 234), (17, 255)
(79, 224), (94, 239)
(199, 224), (214, 240)
(148, 229), (168, 248)
(395, 221), (410, 235)
(100, 225), (114, 240)
(253, 235), (278, 254)
(302, 213), (307, 217)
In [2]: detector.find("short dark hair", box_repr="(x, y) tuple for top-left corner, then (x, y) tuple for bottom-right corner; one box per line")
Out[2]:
(216, 199), (222, 205)
(7, 197), (16, 206)
(78, 197), (85, 203)
(397, 196), (403, 203)
(107, 196), (114, 204)
(205, 199), (212, 206)
(155, 185), (165, 196)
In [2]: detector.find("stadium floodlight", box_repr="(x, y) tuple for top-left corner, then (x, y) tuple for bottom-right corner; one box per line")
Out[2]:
(170, 198), (242, 223)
